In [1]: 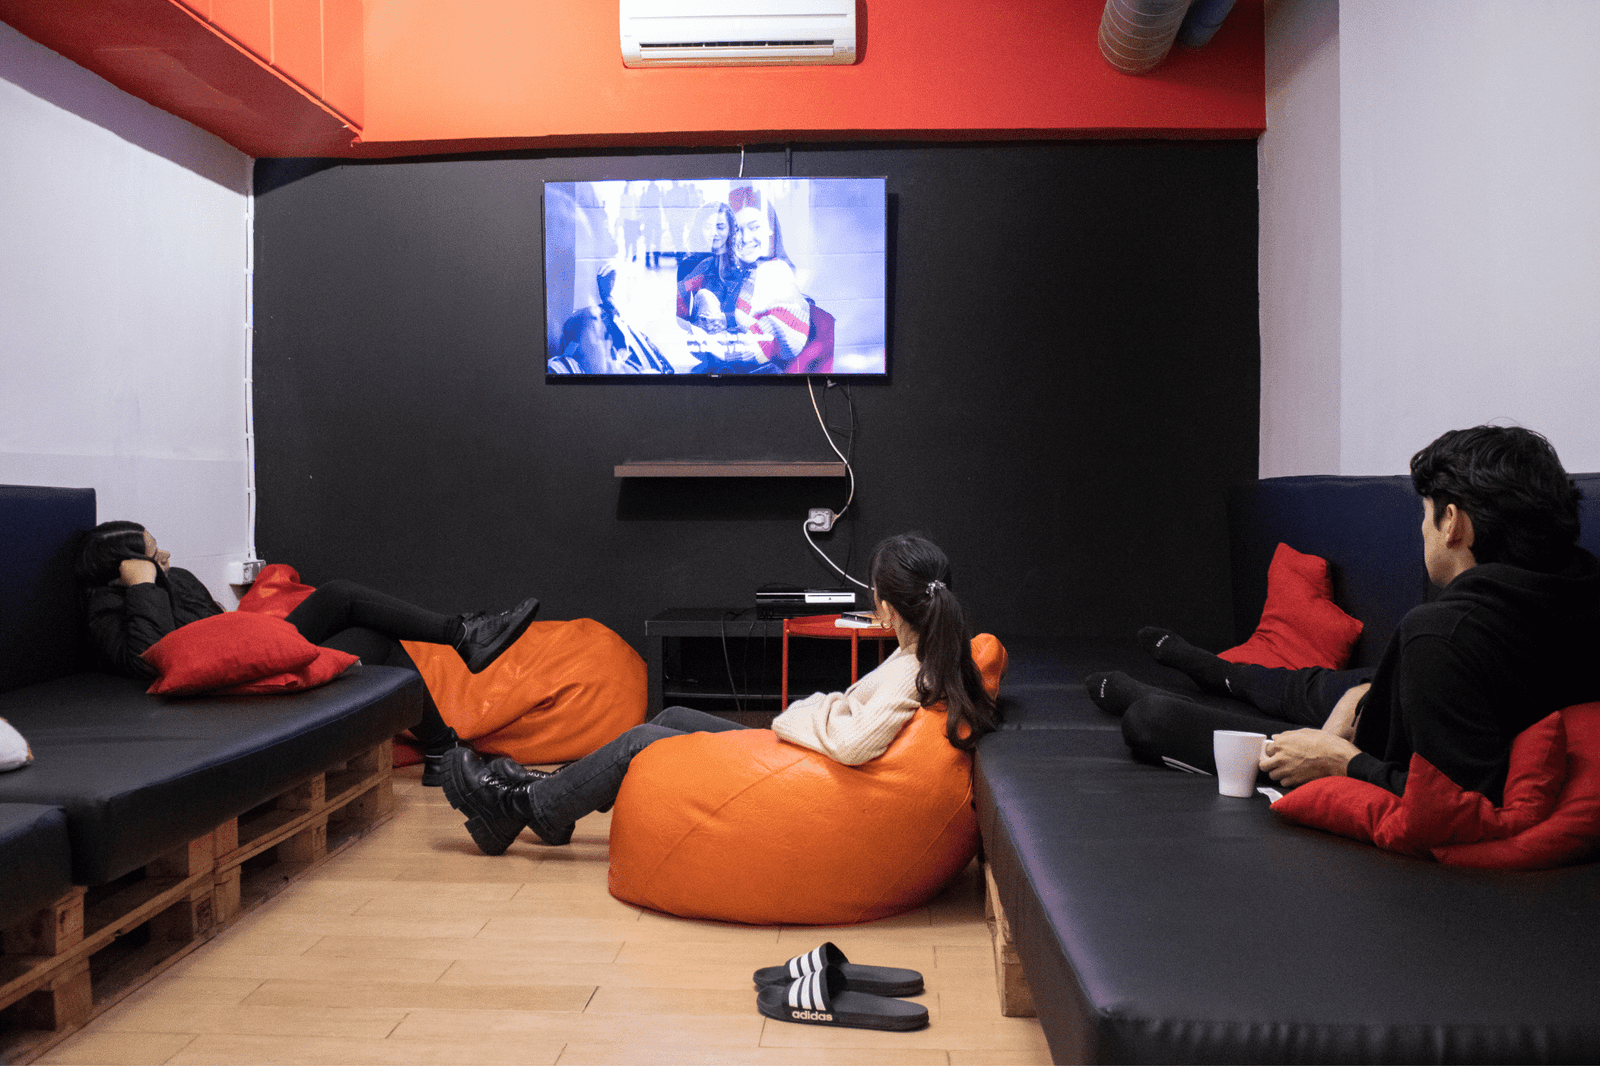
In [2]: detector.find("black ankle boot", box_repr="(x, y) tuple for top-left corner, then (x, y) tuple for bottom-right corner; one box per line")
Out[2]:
(440, 748), (574, 854)
(455, 597), (540, 673)
(439, 748), (526, 854)
(420, 728), (462, 787)
(486, 757), (559, 786)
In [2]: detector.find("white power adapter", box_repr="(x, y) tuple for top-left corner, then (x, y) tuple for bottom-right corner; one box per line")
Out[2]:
(226, 559), (265, 585)
(805, 508), (835, 532)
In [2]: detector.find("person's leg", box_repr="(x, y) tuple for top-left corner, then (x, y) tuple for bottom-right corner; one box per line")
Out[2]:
(1136, 627), (1372, 728)
(1084, 671), (1167, 716)
(1121, 692), (1288, 776)
(443, 721), (683, 854)
(525, 708), (749, 824)
(286, 579), (540, 674)
(1223, 664), (1375, 728)
(286, 580), (459, 647)
(651, 706), (750, 733)
(318, 626), (459, 780)
(442, 705), (755, 854)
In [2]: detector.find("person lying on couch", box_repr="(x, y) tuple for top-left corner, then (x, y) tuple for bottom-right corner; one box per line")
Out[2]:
(77, 520), (540, 781)
(440, 532), (1001, 855)
(1087, 425), (1600, 804)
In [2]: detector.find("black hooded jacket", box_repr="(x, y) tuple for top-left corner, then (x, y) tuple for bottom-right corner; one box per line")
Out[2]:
(1348, 547), (1600, 803)
(85, 567), (224, 680)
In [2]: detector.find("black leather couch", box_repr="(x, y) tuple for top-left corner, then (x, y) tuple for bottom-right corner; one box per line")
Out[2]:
(0, 484), (423, 903)
(978, 473), (1600, 1064)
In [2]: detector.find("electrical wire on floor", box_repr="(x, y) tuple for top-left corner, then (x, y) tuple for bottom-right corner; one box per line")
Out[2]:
(804, 376), (870, 591)
(718, 608), (756, 714)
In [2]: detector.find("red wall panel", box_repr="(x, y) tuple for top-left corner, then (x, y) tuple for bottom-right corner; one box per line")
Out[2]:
(208, 0), (270, 59)
(268, 0), (322, 98)
(320, 0), (362, 126)
(357, 0), (1263, 149)
(3, 0), (1262, 157)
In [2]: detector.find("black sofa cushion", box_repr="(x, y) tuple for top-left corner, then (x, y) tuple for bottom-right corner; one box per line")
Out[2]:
(976, 720), (1600, 1064)
(0, 802), (73, 920)
(994, 635), (1219, 732)
(0, 666), (422, 885)
(0, 485), (94, 695)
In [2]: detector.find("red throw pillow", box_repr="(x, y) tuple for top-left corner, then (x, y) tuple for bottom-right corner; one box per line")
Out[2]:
(143, 611), (321, 696)
(214, 645), (358, 695)
(235, 563), (317, 619)
(1218, 542), (1363, 670)
(1433, 702), (1600, 869)
(1271, 706), (1600, 870)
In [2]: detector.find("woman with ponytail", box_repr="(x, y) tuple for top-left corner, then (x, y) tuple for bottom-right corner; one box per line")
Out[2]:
(859, 532), (1000, 752)
(442, 532), (999, 855)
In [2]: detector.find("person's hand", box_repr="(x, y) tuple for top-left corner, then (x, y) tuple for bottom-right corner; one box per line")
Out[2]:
(1261, 728), (1359, 787)
(118, 558), (159, 585)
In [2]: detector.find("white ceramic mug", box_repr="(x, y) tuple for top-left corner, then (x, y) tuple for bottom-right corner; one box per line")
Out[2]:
(1213, 730), (1268, 797)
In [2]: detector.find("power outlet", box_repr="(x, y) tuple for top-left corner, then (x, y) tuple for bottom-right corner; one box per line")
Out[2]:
(806, 508), (835, 532)
(227, 559), (266, 585)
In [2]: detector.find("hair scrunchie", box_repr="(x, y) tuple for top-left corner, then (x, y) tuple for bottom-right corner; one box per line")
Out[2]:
(926, 580), (946, 596)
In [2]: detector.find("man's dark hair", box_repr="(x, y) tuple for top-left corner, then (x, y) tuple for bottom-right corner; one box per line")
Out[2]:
(1410, 425), (1581, 572)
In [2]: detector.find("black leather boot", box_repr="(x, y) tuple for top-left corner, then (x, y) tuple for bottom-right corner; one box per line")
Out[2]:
(440, 748), (573, 854)
(486, 757), (559, 786)
(420, 727), (462, 787)
(455, 596), (540, 673)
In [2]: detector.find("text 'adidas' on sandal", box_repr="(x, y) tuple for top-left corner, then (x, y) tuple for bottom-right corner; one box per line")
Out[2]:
(756, 967), (928, 1032)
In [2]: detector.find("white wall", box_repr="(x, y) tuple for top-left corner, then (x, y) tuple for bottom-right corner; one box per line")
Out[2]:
(0, 22), (253, 604)
(1261, 0), (1600, 477)
(1259, 0), (1341, 478)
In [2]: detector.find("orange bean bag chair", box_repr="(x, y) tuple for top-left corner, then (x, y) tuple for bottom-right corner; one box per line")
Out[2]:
(400, 624), (645, 764)
(239, 565), (646, 763)
(607, 634), (1007, 925)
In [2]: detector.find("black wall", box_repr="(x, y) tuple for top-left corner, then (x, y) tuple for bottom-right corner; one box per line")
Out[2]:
(253, 141), (1259, 653)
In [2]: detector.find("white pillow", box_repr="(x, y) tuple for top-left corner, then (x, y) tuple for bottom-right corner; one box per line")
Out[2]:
(0, 717), (32, 771)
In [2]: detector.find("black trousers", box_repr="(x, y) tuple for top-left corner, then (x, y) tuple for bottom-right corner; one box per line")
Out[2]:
(284, 579), (458, 749)
(1121, 663), (1375, 775)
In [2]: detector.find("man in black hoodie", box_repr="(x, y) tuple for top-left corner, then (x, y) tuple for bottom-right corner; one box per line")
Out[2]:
(1090, 425), (1600, 805)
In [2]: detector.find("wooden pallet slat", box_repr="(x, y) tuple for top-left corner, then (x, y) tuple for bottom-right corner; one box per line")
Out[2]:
(0, 738), (396, 1065)
(984, 863), (1037, 1018)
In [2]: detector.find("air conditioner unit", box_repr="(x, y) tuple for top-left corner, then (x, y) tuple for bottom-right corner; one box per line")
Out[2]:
(620, 0), (858, 68)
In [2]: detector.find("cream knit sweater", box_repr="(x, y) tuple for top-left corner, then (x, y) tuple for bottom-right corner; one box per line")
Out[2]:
(771, 645), (922, 765)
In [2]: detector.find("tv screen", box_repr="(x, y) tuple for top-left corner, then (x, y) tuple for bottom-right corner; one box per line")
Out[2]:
(543, 177), (887, 378)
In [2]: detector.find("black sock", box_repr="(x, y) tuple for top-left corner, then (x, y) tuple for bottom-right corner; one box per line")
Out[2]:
(1084, 671), (1163, 716)
(1137, 627), (1236, 694)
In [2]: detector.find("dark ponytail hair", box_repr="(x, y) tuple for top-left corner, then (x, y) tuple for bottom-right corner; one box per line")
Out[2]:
(870, 533), (999, 752)
(76, 521), (149, 588)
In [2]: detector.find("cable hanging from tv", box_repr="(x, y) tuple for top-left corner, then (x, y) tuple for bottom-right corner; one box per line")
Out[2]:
(803, 376), (870, 591)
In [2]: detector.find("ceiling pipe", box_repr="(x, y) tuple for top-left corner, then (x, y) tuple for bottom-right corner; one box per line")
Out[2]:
(1098, 0), (1192, 75)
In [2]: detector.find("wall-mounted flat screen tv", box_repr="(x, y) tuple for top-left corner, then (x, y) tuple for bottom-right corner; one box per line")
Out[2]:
(544, 177), (887, 378)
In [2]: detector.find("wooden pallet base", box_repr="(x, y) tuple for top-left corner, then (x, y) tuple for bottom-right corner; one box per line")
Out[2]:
(984, 862), (1037, 1018)
(0, 739), (394, 1064)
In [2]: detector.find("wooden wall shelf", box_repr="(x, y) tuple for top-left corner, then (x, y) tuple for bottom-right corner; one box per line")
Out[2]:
(614, 461), (847, 478)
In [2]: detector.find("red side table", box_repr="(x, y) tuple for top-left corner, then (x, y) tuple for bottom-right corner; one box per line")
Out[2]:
(780, 613), (897, 708)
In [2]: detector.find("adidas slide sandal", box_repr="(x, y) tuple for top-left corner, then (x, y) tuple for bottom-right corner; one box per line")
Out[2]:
(754, 942), (923, 997)
(756, 966), (928, 1032)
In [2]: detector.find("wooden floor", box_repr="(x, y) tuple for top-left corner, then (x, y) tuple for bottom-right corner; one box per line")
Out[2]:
(39, 765), (1052, 1065)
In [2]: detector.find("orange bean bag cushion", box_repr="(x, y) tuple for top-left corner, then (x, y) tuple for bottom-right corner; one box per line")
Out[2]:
(607, 634), (1007, 925)
(400, 623), (646, 764)
(239, 565), (646, 763)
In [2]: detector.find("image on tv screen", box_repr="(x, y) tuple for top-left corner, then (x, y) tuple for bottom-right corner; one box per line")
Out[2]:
(544, 177), (886, 377)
